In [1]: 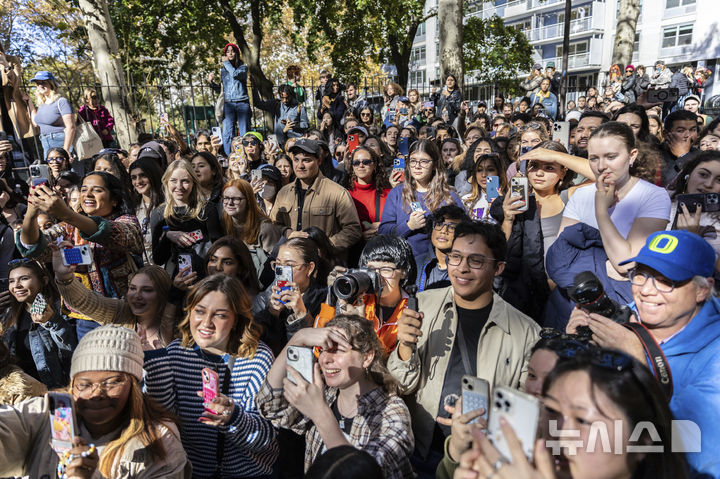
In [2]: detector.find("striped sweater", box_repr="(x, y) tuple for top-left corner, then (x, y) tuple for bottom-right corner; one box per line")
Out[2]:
(144, 340), (278, 478)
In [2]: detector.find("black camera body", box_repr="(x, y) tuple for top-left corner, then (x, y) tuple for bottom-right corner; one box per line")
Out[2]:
(568, 271), (632, 338)
(332, 268), (382, 303)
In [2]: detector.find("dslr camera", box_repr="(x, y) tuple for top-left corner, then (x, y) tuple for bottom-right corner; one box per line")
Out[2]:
(332, 268), (382, 303)
(567, 271), (632, 339)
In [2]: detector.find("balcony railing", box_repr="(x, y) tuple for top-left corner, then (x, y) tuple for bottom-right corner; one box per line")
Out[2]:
(466, 2), (505, 19)
(523, 16), (594, 42)
(505, 0), (565, 16)
(545, 52), (601, 70)
(663, 3), (697, 19)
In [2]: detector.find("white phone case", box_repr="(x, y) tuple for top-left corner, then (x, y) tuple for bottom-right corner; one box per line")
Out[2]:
(286, 346), (314, 384)
(461, 375), (490, 424)
(552, 121), (570, 151)
(488, 386), (540, 462)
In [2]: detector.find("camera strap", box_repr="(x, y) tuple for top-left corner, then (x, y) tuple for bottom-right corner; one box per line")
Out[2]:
(215, 355), (236, 474)
(623, 322), (673, 400)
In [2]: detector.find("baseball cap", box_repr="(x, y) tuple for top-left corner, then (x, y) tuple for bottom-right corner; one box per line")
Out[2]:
(347, 125), (369, 137)
(244, 131), (264, 143)
(619, 231), (715, 281)
(684, 94), (701, 104)
(30, 71), (56, 83)
(137, 141), (166, 163)
(259, 164), (282, 183)
(289, 138), (321, 156)
(397, 96), (410, 103)
(533, 63), (542, 70)
(546, 62), (556, 68)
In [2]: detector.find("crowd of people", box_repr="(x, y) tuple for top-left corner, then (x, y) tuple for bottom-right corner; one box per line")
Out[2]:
(0, 48), (719, 479)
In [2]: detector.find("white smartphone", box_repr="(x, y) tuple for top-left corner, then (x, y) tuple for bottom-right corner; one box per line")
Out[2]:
(461, 375), (490, 424)
(286, 346), (314, 384)
(211, 126), (222, 138)
(48, 392), (77, 454)
(552, 121), (570, 151)
(251, 169), (263, 182)
(61, 245), (93, 266)
(178, 254), (192, 276)
(510, 177), (529, 212)
(488, 387), (540, 462)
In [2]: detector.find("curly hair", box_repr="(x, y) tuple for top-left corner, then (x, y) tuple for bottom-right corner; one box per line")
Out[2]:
(325, 315), (398, 394)
(401, 139), (453, 213)
(179, 274), (260, 358)
(346, 146), (390, 192)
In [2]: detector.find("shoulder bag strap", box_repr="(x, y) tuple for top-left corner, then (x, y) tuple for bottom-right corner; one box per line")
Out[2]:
(623, 322), (673, 400)
(375, 189), (382, 223)
(455, 321), (475, 377)
(215, 355), (236, 473)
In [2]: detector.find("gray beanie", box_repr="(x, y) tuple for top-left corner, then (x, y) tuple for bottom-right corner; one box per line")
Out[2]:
(70, 325), (144, 381)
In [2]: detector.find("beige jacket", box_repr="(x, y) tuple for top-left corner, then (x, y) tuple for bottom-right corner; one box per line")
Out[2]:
(0, 365), (47, 406)
(270, 173), (362, 255)
(387, 287), (540, 457)
(0, 396), (191, 478)
(0, 52), (36, 138)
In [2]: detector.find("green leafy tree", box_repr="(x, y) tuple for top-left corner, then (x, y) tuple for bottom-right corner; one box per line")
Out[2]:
(463, 15), (534, 96)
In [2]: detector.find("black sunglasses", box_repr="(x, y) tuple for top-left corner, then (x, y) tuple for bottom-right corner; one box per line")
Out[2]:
(352, 159), (373, 166)
(242, 139), (260, 146)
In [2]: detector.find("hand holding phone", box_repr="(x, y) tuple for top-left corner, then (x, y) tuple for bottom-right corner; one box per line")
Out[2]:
(510, 177), (529, 212)
(61, 245), (93, 266)
(48, 392), (76, 454)
(461, 375), (489, 424)
(286, 346), (314, 384)
(201, 368), (219, 413)
(347, 134), (359, 155)
(488, 387), (540, 462)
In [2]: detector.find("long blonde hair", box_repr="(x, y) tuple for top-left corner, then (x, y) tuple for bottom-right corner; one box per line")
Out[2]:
(70, 374), (178, 477)
(401, 139), (453, 213)
(161, 159), (206, 223)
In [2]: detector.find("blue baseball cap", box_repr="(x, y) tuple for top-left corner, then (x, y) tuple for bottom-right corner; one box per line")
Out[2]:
(619, 230), (715, 281)
(30, 71), (56, 83)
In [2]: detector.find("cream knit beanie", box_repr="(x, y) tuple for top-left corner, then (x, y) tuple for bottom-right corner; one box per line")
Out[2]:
(70, 325), (144, 381)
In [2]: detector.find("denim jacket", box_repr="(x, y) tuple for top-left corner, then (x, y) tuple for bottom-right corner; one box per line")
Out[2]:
(3, 302), (77, 389)
(221, 61), (249, 102)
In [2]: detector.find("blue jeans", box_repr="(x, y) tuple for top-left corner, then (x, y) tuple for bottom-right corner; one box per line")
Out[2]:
(39, 131), (66, 160)
(222, 100), (250, 156)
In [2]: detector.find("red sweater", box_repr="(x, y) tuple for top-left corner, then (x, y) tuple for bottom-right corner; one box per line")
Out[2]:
(350, 182), (390, 226)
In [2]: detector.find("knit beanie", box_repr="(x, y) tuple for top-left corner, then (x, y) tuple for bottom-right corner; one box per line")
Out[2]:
(70, 325), (144, 381)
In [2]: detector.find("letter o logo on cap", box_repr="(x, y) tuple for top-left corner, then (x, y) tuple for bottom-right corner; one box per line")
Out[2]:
(648, 234), (678, 254)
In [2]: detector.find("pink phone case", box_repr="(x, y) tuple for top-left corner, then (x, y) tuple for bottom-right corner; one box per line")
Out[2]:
(202, 368), (219, 413)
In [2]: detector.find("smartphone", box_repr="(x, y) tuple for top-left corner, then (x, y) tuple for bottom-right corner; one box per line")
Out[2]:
(347, 134), (359, 155)
(218, 157), (229, 168)
(486, 175), (500, 202)
(678, 193), (720, 213)
(393, 158), (405, 182)
(48, 392), (76, 454)
(0, 278), (8, 292)
(251, 169), (263, 182)
(275, 265), (293, 289)
(398, 136), (410, 157)
(30, 164), (50, 187)
(201, 368), (219, 413)
(30, 292), (47, 316)
(425, 127), (436, 139)
(187, 230), (204, 242)
(423, 101), (434, 110)
(461, 375), (490, 424)
(520, 146), (532, 157)
(178, 254), (193, 276)
(510, 177), (529, 212)
(552, 121), (570, 151)
(286, 346), (314, 384)
(519, 159), (528, 175)
(410, 201), (424, 213)
(211, 126), (222, 138)
(488, 387), (540, 462)
(61, 245), (93, 266)
(0, 131), (7, 141)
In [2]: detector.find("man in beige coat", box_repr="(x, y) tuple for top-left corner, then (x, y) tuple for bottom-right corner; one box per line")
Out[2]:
(270, 138), (362, 258)
(388, 221), (539, 473)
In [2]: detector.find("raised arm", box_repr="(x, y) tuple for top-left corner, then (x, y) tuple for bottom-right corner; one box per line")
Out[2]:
(519, 148), (595, 181)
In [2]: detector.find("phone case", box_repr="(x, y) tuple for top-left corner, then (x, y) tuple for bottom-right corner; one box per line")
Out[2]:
(251, 169), (263, 181)
(461, 375), (489, 424)
(178, 254), (193, 276)
(486, 176), (500, 202)
(62, 245), (93, 266)
(398, 137), (410, 156)
(188, 230), (204, 242)
(275, 265), (293, 289)
(211, 126), (222, 138)
(510, 177), (529, 212)
(552, 121), (570, 151)
(488, 387), (540, 462)
(410, 202), (424, 213)
(48, 392), (76, 454)
(286, 346), (314, 384)
(30, 293), (47, 316)
(677, 194), (706, 214)
(201, 368), (219, 413)
(706, 193), (720, 212)
(348, 134), (359, 154)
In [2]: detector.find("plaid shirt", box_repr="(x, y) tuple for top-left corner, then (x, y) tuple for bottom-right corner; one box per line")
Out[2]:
(257, 382), (415, 478)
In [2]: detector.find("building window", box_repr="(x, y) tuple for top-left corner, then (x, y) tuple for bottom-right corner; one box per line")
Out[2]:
(633, 32), (640, 52)
(666, 0), (695, 7)
(662, 24), (693, 48)
(435, 42), (440, 57)
(555, 41), (589, 57)
(415, 23), (426, 37)
(410, 70), (426, 86)
(411, 46), (426, 62)
(510, 20), (531, 31)
(558, 4), (592, 24)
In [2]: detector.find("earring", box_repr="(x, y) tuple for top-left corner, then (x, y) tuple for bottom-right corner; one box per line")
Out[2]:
(684, 174), (690, 180)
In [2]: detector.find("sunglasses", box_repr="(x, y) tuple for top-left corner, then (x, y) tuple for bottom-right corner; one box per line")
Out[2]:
(242, 139), (260, 146)
(352, 159), (373, 167)
(47, 157), (65, 163)
(8, 258), (34, 267)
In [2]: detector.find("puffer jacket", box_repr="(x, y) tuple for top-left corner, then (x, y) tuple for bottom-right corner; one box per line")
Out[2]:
(543, 222), (633, 329)
(0, 396), (191, 478)
(490, 195), (549, 323)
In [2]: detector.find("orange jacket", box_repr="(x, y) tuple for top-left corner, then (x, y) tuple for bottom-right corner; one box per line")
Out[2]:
(313, 295), (407, 353)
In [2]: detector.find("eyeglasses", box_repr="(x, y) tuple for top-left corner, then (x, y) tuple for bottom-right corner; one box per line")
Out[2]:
(360, 112), (372, 117)
(433, 222), (458, 232)
(270, 260), (307, 271)
(47, 157), (65, 163)
(445, 252), (498, 269)
(8, 258), (33, 267)
(408, 159), (432, 168)
(352, 159), (373, 167)
(73, 376), (128, 396)
(628, 268), (687, 293)
(222, 196), (245, 204)
(242, 139), (260, 147)
(366, 266), (401, 279)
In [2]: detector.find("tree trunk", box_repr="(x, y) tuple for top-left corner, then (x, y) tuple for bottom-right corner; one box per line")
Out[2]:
(438, 0), (464, 89)
(559, 0), (571, 119)
(77, 0), (137, 148)
(612, 0), (641, 67)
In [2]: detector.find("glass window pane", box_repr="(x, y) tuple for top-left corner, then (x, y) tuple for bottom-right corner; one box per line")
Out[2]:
(666, 0), (680, 7)
(678, 27), (693, 45)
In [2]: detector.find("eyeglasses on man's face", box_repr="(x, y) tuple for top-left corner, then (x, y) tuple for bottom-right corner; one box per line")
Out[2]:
(446, 252), (498, 269)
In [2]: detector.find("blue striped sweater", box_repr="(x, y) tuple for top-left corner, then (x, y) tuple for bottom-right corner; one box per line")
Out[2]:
(144, 340), (278, 478)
